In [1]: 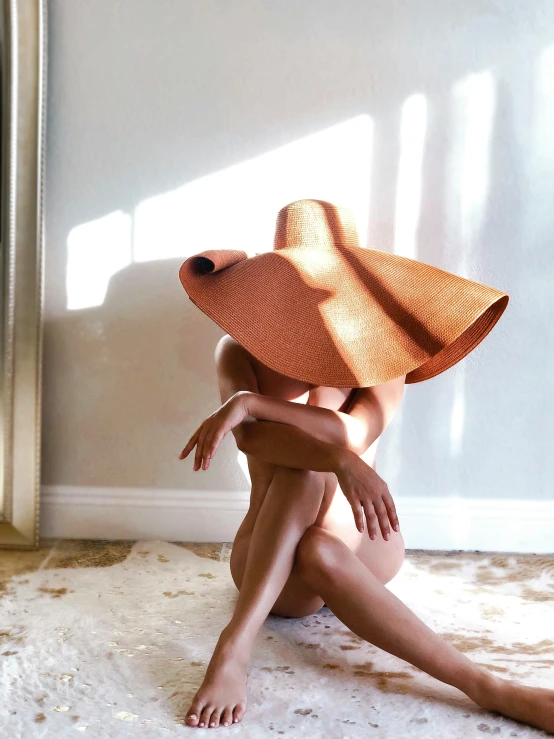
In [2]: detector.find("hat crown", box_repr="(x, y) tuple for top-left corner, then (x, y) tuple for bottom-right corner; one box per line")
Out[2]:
(273, 199), (361, 251)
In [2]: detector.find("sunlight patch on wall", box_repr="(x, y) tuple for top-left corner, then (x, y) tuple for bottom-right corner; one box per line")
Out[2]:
(452, 71), (496, 278)
(394, 94), (428, 259)
(534, 46), (554, 167)
(66, 211), (132, 310)
(447, 71), (495, 459)
(449, 388), (465, 458)
(133, 115), (374, 263)
(66, 117), (374, 311)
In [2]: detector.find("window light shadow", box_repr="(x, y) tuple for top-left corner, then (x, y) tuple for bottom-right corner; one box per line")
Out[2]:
(65, 115), (374, 311)
(394, 93), (428, 259)
(447, 70), (496, 458)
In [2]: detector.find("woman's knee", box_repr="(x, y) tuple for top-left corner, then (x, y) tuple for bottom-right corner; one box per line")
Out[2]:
(295, 525), (347, 583)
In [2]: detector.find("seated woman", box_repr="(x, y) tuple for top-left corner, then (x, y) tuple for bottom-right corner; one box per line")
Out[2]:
(179, 334), (554, 733)
(177, 199), (553, 733)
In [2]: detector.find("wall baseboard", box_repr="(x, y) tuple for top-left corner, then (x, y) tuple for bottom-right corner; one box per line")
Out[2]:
(40, 486), (554, 553)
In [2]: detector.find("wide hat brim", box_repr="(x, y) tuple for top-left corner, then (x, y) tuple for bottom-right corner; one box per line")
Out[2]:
(179, 245), (509, 388)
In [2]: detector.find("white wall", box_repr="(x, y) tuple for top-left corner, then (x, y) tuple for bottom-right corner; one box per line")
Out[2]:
(41, 0), (554, 552)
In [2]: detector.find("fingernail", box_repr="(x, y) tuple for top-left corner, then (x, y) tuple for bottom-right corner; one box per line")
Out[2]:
(199, 722), (204, 727)
(384, 533), (389, 541)
(188, 714), (196, 719)
(394, 524), (399, 531)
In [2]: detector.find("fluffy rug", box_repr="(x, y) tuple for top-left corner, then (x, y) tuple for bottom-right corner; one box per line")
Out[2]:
(1, 541), (553, 738)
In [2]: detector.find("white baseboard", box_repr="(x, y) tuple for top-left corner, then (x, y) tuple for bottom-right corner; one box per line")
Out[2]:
(40, 486), (251, 543)
(40, 486), (554, 553)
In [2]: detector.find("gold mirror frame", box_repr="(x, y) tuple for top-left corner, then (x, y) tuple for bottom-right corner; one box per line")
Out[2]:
(0, 0), (46, 549)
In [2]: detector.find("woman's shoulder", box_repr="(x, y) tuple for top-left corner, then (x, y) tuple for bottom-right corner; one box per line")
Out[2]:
(214, 335), (255, 375)
(215, 334), (251, 361)
(349, 375), (407, 419)
(216, 333), (241, 352)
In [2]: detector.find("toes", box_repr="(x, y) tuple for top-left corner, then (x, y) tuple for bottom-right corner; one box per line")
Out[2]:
(220, 706), (233, 727)
(185, 702), (202, 727)
(199, 705), (213, 728)
(208, 708), (222, 728)
(232, 704), (246, 724)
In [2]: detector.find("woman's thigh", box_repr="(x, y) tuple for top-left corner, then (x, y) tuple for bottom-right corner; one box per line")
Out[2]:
(229, 467), (405, 618)
(314, 473), (405, 584)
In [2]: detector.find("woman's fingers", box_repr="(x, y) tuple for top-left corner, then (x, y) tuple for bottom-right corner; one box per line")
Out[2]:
(194, 426), (209, 471)
(350, 501), (365, 533)
(180, 421), (227, 471)
(204, 428), (225, 465)
(361, 500), (379, 540)
(179, 426), (201, 460)
(201, 433), (214, 469)
(200, 429), (213, 469)
(374, 501), (391, 541)
(384, 492), (400, 532)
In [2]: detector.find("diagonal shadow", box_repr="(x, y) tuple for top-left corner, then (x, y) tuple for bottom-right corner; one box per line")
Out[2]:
(317, 200), (446, 356)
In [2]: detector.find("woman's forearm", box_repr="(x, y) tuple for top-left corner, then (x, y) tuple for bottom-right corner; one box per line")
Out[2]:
(234, 418), (353, 474)
(241, 391), (365, 452)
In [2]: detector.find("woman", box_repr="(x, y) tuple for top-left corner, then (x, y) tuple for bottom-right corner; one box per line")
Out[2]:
(177, 200), (553, 733)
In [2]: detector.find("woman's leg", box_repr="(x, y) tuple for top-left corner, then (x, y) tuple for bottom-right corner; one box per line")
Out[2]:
(184, 466), (333, 729)
(295, 526), (554, 735)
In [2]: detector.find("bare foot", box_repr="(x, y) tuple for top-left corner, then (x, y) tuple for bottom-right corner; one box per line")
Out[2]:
(184, 629), (249, 729)
(476, 675), (554, 734)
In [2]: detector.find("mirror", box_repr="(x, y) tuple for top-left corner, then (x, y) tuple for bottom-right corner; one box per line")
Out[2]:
(0, 0), (46, 549)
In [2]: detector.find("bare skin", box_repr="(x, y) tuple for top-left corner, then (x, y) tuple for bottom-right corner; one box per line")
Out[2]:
(178, 335), (554, 733)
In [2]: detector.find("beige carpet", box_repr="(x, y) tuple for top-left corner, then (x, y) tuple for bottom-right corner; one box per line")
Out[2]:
(1, 540), (553, 738)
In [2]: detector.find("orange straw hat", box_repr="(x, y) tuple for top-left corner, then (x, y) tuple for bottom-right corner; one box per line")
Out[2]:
(179, 199), (509, 388)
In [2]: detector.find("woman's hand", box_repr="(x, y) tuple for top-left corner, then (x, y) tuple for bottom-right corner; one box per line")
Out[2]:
(333, 449), (399, 540)
(179, 391), (251, 470)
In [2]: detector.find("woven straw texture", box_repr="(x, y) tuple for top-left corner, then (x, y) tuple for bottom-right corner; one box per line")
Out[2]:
(179, 200), (509, 388)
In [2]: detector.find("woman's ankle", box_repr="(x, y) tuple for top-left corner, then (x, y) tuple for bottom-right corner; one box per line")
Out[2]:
(462, 667), (504, 709)
(215, 623), (254, 662)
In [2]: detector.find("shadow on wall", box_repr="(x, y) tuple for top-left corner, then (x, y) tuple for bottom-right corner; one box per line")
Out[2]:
(42, 259), (234, 490)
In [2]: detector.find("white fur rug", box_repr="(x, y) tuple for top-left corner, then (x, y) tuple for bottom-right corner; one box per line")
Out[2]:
(1, 541), (553, 738)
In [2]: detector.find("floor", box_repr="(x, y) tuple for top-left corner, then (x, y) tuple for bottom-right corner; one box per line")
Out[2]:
(1, 540), (552, 739)
(0, 537), (521, 583)
(0, 538), (230, 590)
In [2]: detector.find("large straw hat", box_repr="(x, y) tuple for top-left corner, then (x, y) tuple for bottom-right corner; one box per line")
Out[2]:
(179, 200), (509, 388)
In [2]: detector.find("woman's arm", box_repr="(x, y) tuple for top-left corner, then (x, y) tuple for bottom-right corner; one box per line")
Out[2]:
(241, 380), (405, 456)
(181, 334), (347, 474)
(179, 335), (400, 535)
(235, 416), (347, 474)
(214, 335), (405, 457)
(184, 335), (404, 469)
(211, 336), (404, 469)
